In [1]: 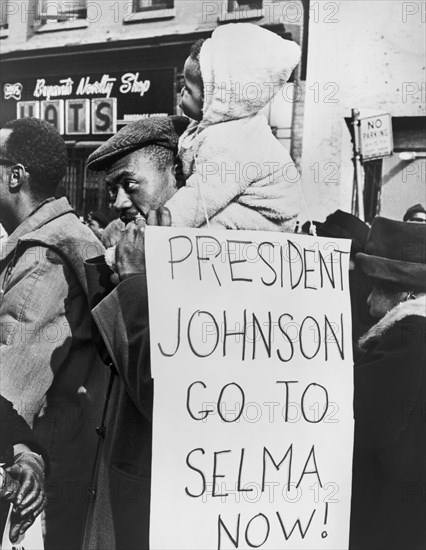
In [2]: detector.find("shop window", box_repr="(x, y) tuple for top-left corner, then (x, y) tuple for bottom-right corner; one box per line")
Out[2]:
(36, 0), (88, 32)
(219, 0), (263, 21)
(134, 0), (174, 11)
(124, 0), (175, 23)
(228, 0), (263, 11)
(0, 0), (9, 38)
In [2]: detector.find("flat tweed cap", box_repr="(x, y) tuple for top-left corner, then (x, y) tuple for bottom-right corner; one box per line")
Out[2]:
(356, 216), (426, 291)
(87, 116), (190, 171)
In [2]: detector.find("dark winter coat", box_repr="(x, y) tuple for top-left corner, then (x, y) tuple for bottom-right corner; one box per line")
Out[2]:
(82, 271), (152, 550)
(0, 395), (47, 464)
(350, 296), (426, 550)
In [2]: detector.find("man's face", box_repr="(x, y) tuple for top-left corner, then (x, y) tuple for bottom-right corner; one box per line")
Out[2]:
(0, 129), (14, 230)
(105, 148), (177, 224)
(366, 283), (408, 319)
(87, 217), (104, 240)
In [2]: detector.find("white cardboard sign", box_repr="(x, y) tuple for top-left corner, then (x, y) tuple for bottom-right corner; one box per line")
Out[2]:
(146, 228), (354, 550)
(1, 505), (44, 550)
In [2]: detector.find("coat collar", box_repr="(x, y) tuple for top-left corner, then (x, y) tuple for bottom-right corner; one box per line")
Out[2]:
(359, 295), (426, 351)
(0, 197), (75, 262)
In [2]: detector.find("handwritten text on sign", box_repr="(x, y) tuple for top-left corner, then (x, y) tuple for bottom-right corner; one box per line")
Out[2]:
(146, 228), (354, 550)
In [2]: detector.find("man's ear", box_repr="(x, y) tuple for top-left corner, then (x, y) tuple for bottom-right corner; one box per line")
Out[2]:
(9, 164), (27, 191)
(169, 162), (178, 186)
(171, 161), (186, 189)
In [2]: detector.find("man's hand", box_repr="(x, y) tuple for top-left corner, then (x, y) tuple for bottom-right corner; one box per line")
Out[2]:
(115, 207), (171, 281)
(115, 216), (147, 281)
(2, 451), (46, 543)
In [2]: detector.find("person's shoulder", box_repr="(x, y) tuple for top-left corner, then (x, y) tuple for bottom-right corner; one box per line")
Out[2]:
(392, 314), (426, 349)
(358, 312), (426, 372)
(33, 212), (104, 257)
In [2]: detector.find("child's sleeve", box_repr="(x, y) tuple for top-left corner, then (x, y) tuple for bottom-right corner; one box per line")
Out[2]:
(166, 132), (251, 227)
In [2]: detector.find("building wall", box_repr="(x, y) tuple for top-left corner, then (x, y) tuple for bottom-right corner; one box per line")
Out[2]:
(1, 1), (304, 54)
(1, 0), (306, 215)
(2, 1), (305, 130)
(1, 0), (218, 52)
(301, 0), (425, 222)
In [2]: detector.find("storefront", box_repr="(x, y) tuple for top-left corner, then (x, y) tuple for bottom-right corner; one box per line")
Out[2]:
(0, 35), (205, 214)
(1, 23), (301, 215)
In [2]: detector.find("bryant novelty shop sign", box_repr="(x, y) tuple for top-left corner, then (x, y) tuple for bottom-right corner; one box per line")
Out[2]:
(1, 69), (174, 139)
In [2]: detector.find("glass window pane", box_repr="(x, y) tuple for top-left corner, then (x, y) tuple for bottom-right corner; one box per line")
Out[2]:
(40, 0), (87, 22)
(0, 0), (9, 28)
(228, 0), (263, 11)
(134, 0), (174, 12)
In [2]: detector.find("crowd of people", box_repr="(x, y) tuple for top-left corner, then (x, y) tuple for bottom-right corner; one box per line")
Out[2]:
(0, 22), (425, 550)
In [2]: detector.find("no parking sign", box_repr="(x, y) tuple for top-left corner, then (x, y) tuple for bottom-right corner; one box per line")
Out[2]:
(359, 113), (393, 160)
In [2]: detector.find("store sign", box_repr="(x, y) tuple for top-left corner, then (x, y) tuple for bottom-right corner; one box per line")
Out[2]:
(359, 113), (393, 160)
(41, 100), (65, 134)
(65, 99), (90, 135)
(4, 83), (23, 101)
(17, 101), (40, 119)
(0, 69), (175, 140)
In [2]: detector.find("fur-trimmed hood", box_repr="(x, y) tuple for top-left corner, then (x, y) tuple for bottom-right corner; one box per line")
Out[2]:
(199, 23), (300, 127)
(359, 295), (426, 351)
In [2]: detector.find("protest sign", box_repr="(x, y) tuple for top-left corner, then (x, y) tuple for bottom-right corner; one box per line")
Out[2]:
(1, 505), (44, 550)
(146, 228), (354, 550)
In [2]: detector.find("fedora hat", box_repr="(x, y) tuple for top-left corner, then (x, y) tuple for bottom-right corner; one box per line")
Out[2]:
(356, 217), (426, 291)
(302, 210), (369, 255)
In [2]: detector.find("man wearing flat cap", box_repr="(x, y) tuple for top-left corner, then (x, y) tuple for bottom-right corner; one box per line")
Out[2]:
(350, 217), (426, 550)
(82, 116), (189, 550)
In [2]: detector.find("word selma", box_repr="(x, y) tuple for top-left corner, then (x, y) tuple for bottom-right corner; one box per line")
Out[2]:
(185, 444), (322, 498)
(167, 236), (349, 291)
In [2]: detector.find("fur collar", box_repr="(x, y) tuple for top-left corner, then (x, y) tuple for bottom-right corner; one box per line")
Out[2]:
(359, 295), (426, 351)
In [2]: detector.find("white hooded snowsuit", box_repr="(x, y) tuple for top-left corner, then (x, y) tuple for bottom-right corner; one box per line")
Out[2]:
(166, 23), (302, 231)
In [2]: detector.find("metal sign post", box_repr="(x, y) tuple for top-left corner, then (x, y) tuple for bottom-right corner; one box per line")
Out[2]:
(351, 108), (365, 221)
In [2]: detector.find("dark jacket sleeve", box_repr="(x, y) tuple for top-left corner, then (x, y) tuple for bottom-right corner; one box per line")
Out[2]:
(92, 274), (152, 420)
(0, 395), (48, 466)
(354, 315), (426, 454)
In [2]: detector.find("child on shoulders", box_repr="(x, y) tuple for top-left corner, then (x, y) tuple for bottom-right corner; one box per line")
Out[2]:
(165, 23), (302, 231)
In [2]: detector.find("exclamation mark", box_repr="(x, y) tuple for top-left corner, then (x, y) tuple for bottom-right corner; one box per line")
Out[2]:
(321, 502), (329, 538)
